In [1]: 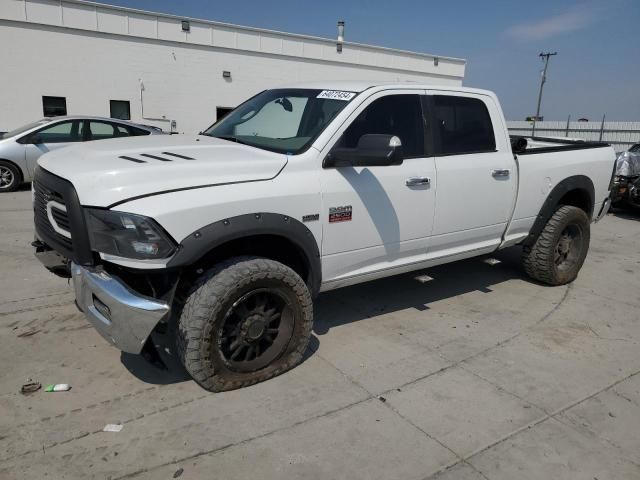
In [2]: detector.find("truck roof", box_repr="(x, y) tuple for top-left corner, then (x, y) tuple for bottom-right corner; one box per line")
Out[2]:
(283, 81), (494, 96)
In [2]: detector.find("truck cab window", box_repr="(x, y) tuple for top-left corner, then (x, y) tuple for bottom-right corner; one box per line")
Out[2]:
(340, 94), (425, 158)
(432, 95), (496, 155)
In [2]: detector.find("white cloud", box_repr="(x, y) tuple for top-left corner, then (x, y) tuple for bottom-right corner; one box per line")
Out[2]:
(506, 5), (597, 40)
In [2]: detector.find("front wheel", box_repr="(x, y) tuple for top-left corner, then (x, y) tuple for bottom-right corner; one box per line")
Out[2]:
(176, 257), (313, 392)
(523, 205), (591, 285)
(0, 161), (22, 193)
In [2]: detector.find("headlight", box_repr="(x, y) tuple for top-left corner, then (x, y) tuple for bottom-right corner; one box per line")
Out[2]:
(85, 208), (176, 260)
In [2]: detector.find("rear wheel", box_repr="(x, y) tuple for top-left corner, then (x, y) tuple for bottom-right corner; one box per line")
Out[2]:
(0, 161), (22, 193)
(176, 256), (313, 392)
(523, 205), (590, 285)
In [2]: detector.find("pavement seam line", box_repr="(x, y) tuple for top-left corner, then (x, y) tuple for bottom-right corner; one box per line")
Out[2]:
(551, 411), (640, 469)
(315, 352), (488, 480)
(426, 368), (640, 478)
(111, 397), (373, 480)
(371, 283), (572, 400)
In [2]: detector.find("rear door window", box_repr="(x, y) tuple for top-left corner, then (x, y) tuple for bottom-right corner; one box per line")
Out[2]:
(115, 125), (131, 137)
(432, 96), (496, 155)
(128, 125), (152, 136)
(87, 121), (117, 140)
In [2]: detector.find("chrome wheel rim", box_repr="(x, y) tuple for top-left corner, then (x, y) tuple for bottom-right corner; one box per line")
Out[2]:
(0, 166), (14, 188)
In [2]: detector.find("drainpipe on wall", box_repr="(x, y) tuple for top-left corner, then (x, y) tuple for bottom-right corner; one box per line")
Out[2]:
(138, 78), (173, 131)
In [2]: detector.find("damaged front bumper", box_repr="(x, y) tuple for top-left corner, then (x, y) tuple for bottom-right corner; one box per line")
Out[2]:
(71, 263), (170, 354)
(33, 239), (71, 278)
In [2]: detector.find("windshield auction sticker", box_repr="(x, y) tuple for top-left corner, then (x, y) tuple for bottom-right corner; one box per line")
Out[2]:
(317, 90), (357, 101)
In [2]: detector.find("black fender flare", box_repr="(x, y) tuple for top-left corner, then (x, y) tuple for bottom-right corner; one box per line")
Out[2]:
(167, 212), (321, 296)
(524, 175), (595, 246)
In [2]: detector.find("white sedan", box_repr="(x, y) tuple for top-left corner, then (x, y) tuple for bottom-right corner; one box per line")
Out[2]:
(0, 116), (163, 192)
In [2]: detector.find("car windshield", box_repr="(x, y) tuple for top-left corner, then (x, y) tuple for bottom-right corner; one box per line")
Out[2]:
(1, 118), (53, 139)
(202, 88), (356, 154)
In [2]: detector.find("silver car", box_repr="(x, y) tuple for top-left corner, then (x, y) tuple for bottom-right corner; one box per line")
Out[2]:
(0, 116), (163, 192)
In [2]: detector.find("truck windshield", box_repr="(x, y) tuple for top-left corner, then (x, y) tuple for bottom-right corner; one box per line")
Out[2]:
(202, 89), (356, 154)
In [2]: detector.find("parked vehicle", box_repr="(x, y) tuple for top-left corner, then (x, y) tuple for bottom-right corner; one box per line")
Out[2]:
(611, 144), (640, 210)
(0, 116), (163, 192)
(32, 83), (616, 391)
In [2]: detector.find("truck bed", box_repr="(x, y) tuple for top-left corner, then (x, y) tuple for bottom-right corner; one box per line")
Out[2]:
(511, 135), (611, 155)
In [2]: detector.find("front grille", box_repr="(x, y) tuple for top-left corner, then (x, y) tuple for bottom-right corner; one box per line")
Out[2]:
(33, 167), (93, 266)
(33, 180), (73, 250)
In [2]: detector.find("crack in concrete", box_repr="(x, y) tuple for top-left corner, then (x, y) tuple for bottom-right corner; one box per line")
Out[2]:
(423, 369), (640, 479)
(111, 397), (370, 480)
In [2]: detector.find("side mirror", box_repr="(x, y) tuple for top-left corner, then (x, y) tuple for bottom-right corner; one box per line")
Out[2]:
(324, 134), (403, 168)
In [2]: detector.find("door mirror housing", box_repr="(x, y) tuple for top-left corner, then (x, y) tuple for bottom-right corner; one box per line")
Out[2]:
(324, 134), (403, 168)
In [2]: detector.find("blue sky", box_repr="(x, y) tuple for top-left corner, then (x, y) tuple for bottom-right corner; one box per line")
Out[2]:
(103, 0), (639, 120)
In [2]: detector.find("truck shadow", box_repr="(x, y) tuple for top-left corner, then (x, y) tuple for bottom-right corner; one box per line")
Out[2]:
(121, 246), (526, 386)
(314, 245), (527, 335)
(120, 324), (321, 387)
(608, 207), (640, 221)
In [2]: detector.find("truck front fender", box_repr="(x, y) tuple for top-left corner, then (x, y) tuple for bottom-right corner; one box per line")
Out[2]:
(166, 212), (321, 296)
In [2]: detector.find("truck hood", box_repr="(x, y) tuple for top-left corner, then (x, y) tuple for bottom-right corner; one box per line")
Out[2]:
(38, 135), (288, 207)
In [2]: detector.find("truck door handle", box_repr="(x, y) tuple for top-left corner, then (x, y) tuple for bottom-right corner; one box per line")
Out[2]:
(406, 176), (431, 187)
(492, 169), (511, 178)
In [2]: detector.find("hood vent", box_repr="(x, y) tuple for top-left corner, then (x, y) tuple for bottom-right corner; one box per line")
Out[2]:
(140, 153), (172, 162)
(119, 151), (196, 164)
(120, 155), (146, 163)
(162, 151), (195, 160)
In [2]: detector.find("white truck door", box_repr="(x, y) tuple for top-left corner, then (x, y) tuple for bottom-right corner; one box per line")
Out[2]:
(319, 91), (436, 284)
(427, 92), (516, 257)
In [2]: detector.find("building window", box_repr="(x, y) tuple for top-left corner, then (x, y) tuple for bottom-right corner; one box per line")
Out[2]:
(110, 100), (131, 120)
(216, 107), (234, 121)
(42, 96), (67, 117)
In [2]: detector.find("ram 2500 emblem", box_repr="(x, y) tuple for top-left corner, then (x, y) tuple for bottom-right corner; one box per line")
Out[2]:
(329, 205), (352, 223)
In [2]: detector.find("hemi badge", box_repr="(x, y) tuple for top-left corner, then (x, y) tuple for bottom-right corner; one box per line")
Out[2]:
(302, 214), (319, 222)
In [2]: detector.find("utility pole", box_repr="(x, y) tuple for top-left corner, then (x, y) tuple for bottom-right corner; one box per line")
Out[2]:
(532, 51), (557, 136)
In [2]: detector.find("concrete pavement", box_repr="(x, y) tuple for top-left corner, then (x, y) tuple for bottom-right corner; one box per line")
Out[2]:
(1, 188), (639, 479)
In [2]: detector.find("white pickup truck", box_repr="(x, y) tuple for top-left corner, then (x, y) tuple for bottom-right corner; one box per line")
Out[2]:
(32, 82), (615, 392)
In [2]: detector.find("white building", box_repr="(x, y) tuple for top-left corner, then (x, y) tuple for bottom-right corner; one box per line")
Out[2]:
(0, 0), (466, 134)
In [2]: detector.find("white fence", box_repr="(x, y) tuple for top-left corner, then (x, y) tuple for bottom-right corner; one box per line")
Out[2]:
(507, 121), (640, 153)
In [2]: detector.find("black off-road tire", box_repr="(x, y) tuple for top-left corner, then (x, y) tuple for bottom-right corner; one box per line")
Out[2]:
(176, 256), (313, 392)
(0, 160), (22, 193)
(523, 205), (590, 286)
